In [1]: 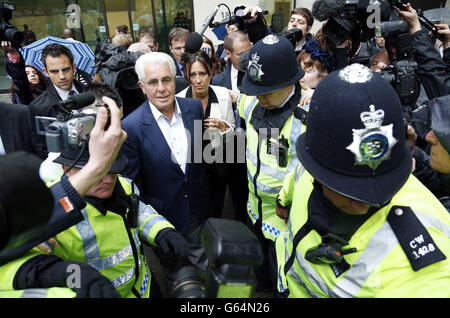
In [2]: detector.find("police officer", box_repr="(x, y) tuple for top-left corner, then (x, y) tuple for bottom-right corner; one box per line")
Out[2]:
(1, 97), (128, 297)
(275, 64), (450, 297)
(44, 146), (190, 298)
(236, 34), (305, 294)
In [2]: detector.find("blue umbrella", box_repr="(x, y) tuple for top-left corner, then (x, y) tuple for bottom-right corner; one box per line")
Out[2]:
(19, 36), (95, 75)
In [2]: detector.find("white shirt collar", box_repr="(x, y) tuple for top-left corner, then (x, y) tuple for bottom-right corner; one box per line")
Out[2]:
(54, 83), (78, 101)
(148, 98), (181, 123)
(231, 64), (240, 93)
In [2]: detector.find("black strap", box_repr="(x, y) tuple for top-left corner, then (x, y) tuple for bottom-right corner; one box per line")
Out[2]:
(293, 107), (308, 125)
(121, 214), (142, 298)
(284, 223), (311, 275)
(386, 205), (446, 271)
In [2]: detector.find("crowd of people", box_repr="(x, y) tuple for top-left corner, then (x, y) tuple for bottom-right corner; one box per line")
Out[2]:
(0, 2), (449, 299)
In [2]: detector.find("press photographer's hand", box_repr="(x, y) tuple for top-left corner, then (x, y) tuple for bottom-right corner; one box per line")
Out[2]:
(395, 3), (421, 34)
(68, 96), (127, 196)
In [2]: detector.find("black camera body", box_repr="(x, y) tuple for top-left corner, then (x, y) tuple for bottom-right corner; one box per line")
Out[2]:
(0, 2), (24, 47)
(35, 92), (97, 153)
(169, 218), (263, 298)
(322, 0), (392, 47)
(379, 59), (419, 106)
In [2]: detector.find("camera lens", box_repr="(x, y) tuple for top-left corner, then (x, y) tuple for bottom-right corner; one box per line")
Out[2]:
(5, 28), (24, 44)
(168, 266), (206, 298)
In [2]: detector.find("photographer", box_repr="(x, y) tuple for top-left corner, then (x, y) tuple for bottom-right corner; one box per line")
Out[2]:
(0, 96), (127, 297)
(395, 3), (450, 99)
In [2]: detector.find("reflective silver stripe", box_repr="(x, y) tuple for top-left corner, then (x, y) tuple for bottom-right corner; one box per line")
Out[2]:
(88, 230), (140, 271)
(287, 263), (321, 298)
(293, 248), (334, 297)
(243, 96), (258, 122)
(76, 208), (141, 272)
(76, 208), (100, 261)
(138, 201), (168, 239)
(416, 210), (450, 237)
(294, 165), (306, 183)
(21, 289), (49, 298)
(246, 148), (286, 181)
(332, 209), (450, 298)
(278, 231), (289, 292)
(112, 259), (141, 288)
(287, 117), (302, 172)
(332, 222), (396, 297)
(247, 170), (281, 194)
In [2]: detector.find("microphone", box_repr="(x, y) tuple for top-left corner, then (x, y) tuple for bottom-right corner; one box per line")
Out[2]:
(199, 6), (219, 35)
(59, 92), (96, 112)
(184, 32), (204, 54)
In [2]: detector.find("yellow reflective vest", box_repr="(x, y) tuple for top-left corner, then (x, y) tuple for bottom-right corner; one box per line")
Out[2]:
(51, 176), (174, 298)
(237, 93), (307, 241)
(276, 167), (450, 297)
(0, 251), (76, 298)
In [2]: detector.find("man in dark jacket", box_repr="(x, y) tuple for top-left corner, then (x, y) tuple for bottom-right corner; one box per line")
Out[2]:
(396, 4), (450, 99)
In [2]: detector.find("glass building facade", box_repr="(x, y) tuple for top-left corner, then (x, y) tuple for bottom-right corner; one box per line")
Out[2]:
(1, 0), (302, 92)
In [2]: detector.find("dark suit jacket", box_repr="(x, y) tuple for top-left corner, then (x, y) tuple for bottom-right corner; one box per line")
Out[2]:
(28, 80), (86, 158)
(211, 61), (232, 90)
(29, 80), (86, 118)
(0, 103), (35, 154)
(121, 97), (210, 233)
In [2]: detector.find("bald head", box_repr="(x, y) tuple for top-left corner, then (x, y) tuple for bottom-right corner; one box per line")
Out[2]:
(62, 29), (75, 39)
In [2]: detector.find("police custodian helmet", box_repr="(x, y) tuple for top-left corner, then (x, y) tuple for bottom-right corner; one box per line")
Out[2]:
(242, 34), (304, 96)
(296, 63), (412, 207)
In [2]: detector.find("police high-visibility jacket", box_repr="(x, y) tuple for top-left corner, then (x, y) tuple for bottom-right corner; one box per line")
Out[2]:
(51, 176), (174, 298)
(276, 167), (450, 297)
(0, 250), (76, 298)
(237, 93), (307, 241)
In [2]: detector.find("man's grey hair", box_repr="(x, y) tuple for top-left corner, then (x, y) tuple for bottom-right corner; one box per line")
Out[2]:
(128, 42), (152, 54)
(135, 52), (177, 82)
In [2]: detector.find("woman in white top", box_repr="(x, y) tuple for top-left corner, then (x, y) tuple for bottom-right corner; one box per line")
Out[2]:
(177, 50), (235, 218)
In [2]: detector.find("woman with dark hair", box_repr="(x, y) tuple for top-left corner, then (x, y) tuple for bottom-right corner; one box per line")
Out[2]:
(1, 43), (50, 105)
(10, 64), (49, 104)
(297, 40), (332, 106)
(177, 50), (235, 219)
(201, 36), (223, 75)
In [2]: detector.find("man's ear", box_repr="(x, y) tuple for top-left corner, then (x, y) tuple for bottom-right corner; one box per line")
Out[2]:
(306, 26), (312, 34)
(138, 80), (146, 95)
(73, 63), (77, 71)
(43, 67), (48, 77)
(225, 49), (232, 59)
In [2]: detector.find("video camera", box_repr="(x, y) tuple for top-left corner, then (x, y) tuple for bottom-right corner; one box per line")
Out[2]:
(168, 218), (262, 298)
(35, 92), (99, 153)
(207, 5), (302, 48)
(0, 2), (24, 47)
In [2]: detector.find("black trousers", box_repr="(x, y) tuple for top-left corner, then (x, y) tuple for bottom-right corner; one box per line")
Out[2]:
(206, 162), (248, 222)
